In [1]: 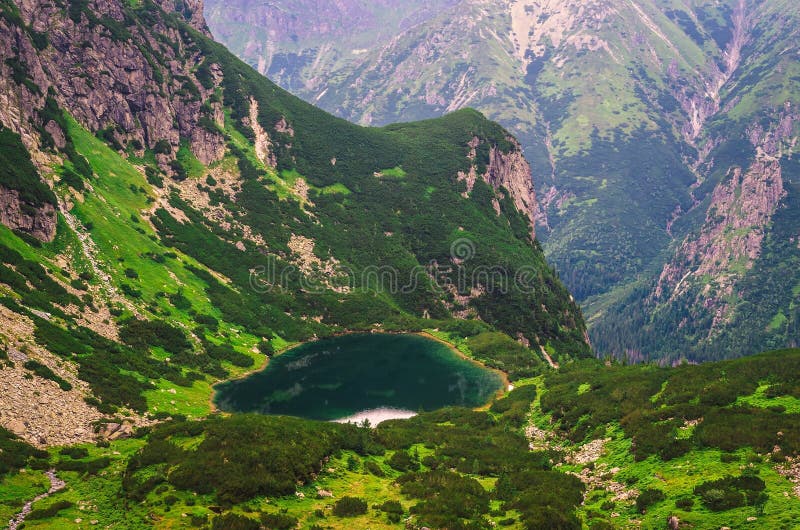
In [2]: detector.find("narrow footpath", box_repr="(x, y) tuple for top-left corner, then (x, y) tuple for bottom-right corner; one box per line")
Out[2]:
(7, 470), (65, 530)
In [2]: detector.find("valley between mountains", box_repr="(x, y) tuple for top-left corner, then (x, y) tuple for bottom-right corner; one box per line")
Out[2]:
(0, 0), (799, 529)
(207, 0), (800, 363)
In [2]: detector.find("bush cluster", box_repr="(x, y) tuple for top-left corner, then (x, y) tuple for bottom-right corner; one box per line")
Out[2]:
(124, 415), (377, 505)
(332, 496), (368, 517)
(540, 350), (800, 459)
(694, 474), (766, 512)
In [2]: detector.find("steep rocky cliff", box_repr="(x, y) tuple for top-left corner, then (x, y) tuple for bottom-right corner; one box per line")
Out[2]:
(459, 135), (537, 238)
(0, 187), (56, 241)
(590, 1), (800, 362)
(485, 140), (537, 238)
(0, 123), (57, 241)
(600, 100), (800, 362)
(1, 0), (226, 179)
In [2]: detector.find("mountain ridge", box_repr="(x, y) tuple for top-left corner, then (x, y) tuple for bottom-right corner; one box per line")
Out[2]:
(206, 0), (800, 362)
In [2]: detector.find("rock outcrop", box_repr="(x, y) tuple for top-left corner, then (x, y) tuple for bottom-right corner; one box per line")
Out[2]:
(460, 136), (537, 239)
(483, 140), (537, 238)
(0, 187), (57, 242)
(653, 105), (797, 336)
(155, 0), (211, 35)
(1, 0), (226, 170)
(245, 97), (276, 167)
(0, 306), (102, 446)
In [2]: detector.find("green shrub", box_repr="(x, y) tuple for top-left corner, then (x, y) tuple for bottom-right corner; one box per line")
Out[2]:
(120, 283), (142, 298)
(153, 139), (172, 154)
(466, 332), (541, 380)
(29, 29), (48, 50)
(399, 470), (490, 528)
(59, 166), (86, 191)
(203, 339), (254, 368)
(59, 446), (89, 459)
(377, 500), (403, 514)
(260, 512), (298, 529)
(195, 314), (219, 330)
(377, 499), (404, 523)
(388, 450), (419, 472)
(98, 126), (123, 151)
(0, 427), (48, 477)
(56, 456), (111, 475)
(658, 438), (692, 461)
(365, 460), (384, 477)
(145, 166), (164, 187)
(257, 339), (274, 356)
(70, 278), (88, 291)
(169, 160), (187, 181)
(635, 488), (666, 514)
(26, 500), (74, 520)
(23, 360), (72, 391)
(119, 318), (191, 354)
(694, 475), (766, 512)
(168, 291), (192, 310)
(332, 496), (368, 517)
(211, 513), (260, 530)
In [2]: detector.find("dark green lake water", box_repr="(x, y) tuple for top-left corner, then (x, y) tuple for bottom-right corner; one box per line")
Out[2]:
(213, 333), (504, 422)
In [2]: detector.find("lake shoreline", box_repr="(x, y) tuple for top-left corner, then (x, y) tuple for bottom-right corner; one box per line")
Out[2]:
(209, 329), (511, 416)
(208, 340), (298, 414)
(415, 331), (511, 405)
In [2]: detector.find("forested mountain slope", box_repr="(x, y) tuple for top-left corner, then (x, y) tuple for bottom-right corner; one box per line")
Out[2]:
(0, 0), (587, 446)
(206, 0), (800, 362)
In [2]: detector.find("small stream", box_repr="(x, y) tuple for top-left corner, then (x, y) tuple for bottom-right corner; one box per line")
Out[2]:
(7, 470), (65, 530)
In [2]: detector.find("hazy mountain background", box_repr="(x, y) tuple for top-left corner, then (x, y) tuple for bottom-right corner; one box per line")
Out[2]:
(206, 0), (800, 362)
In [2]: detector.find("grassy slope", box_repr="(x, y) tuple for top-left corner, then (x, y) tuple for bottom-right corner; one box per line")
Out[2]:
(528, 349), (800, 528)
(0, 0), (588, 440)
(0, 114), (270, 418)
